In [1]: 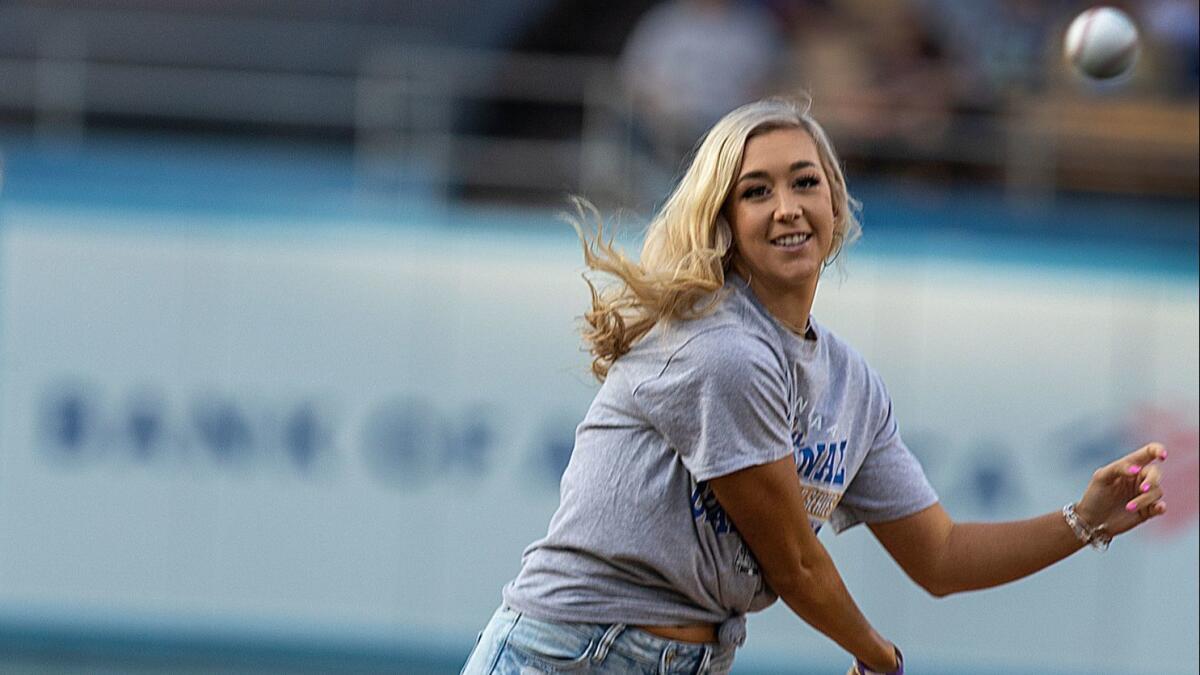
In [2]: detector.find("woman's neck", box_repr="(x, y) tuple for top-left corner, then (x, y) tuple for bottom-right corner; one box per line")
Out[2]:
(737, 271), (818, 338)
(760, 291), (815, 337)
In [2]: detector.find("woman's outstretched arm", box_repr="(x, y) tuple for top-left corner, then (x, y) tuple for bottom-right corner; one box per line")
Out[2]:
(869, 443), (1168, 597)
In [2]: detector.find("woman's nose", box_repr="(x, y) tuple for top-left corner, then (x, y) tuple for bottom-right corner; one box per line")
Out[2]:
(775, 198), (803, 222)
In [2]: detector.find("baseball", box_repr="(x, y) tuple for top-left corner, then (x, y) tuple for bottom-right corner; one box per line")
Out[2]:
(1064, 6), (1140, 80)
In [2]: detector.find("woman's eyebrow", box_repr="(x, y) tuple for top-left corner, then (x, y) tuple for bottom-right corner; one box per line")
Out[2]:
(736, 161), (817, 184)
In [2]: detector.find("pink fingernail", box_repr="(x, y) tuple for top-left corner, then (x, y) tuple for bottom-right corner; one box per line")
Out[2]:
(1128, 465), (1142, 475)
(1126, 501), (1138, 512)
(1141, 482), (1150, 493)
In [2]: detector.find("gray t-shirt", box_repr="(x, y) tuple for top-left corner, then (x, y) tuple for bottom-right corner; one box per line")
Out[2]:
(502, 277), (937, 639)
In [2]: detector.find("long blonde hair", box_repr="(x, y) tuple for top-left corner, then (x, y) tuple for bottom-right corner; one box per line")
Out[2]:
(575, 96), (861, 381)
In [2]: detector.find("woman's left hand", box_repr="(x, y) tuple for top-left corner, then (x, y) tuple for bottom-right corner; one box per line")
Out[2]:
(1075, 442), (1168, 538)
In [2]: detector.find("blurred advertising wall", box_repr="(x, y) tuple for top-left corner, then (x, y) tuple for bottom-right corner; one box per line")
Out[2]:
(0, 202), (1196, 674)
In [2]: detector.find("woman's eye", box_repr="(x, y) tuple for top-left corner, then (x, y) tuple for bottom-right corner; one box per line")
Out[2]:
(742, 186), (767, 199)
(794, 176), (821, 189)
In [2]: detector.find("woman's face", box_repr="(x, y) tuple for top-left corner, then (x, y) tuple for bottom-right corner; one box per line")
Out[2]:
(724, 127), (836, 303)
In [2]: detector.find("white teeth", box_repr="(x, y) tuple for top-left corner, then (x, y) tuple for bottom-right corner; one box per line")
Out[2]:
(771, 233), (811, 247)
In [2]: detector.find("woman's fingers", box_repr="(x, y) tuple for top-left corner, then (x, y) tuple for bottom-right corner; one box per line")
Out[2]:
(1136, 463), (1163, 495)
(1099, 442), (1167, 484)
(1124, 484), (1165, 519)
(1141, 499), (1168, 520)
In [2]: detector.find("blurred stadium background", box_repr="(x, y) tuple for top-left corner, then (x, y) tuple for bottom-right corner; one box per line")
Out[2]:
(0, 0), (1196, 673)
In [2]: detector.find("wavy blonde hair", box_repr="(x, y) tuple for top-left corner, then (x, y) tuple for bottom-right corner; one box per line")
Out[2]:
(575, 96), (861, 381)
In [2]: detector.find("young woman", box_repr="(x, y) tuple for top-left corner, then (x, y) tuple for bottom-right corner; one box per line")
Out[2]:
(460, 97), (1168, 675)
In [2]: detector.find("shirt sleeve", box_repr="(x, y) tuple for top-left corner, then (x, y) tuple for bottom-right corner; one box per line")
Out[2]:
(829, 376), (939, 533)
(631, 327), (794, 482)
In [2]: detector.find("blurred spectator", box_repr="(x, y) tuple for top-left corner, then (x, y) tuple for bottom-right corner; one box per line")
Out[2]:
(921, 0), (1199, 101)
(620, 0), (785, 168)
(1142, 0), (1200, 96)
(777, 0), (963, 171)
(919, 0), (1075, 101)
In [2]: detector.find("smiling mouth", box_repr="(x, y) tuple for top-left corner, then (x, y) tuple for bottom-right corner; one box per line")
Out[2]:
(770, 233), (812, 247)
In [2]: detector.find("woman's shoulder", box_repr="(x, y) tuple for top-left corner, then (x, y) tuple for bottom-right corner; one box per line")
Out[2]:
(668, 322), (790, 384)
(809, 319), (888, 389)
(675, 287), (783, 345)
(810, 319), (859, 359)
(624, 297), (785, 379)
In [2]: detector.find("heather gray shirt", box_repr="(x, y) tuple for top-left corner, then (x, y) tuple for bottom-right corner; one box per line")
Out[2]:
(503, 277), (937, 640)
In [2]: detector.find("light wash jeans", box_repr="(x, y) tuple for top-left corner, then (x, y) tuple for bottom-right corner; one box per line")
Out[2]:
(461, 605), (736, 675)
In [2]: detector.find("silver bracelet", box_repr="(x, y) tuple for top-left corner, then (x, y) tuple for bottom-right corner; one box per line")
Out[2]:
(1062, 503), (1111, 552)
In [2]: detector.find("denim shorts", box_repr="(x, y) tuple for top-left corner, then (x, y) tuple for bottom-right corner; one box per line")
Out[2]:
(460, 605), (736, 675)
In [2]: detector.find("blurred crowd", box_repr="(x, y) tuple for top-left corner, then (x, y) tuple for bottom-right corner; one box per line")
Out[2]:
(2, 0), (1195, 199)
(618, 0), (1199, 183)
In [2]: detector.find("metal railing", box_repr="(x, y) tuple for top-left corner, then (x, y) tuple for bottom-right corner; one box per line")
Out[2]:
(1, 4), (1196, 206)
(353, 45), (643, 205)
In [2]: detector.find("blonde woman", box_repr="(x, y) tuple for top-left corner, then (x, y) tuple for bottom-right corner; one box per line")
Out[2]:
(460, 97), (1168, 675)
